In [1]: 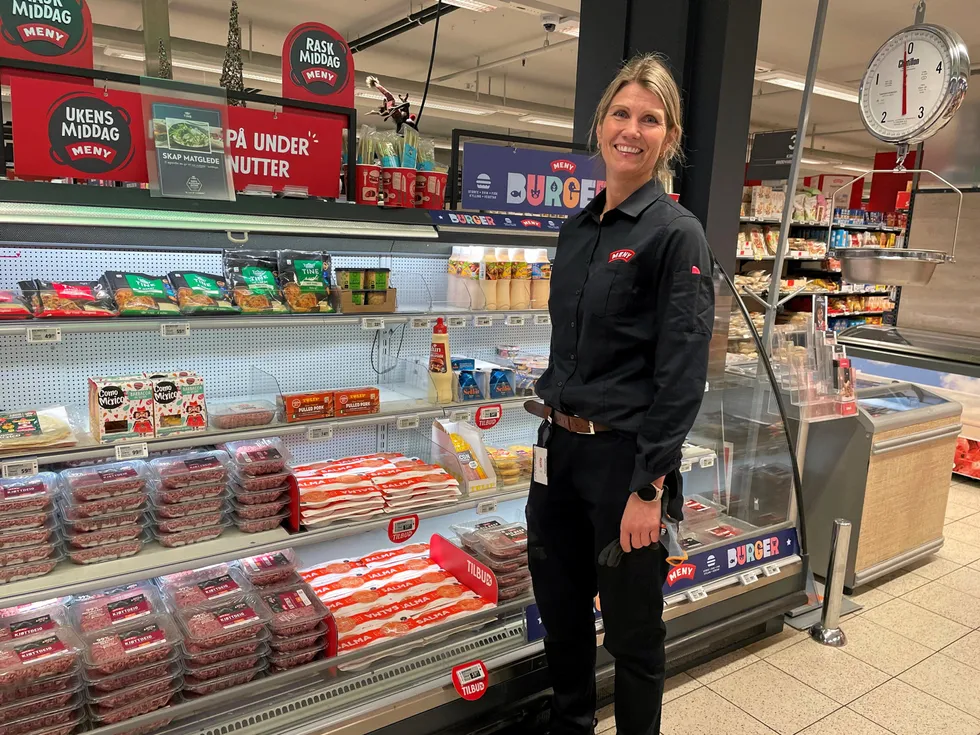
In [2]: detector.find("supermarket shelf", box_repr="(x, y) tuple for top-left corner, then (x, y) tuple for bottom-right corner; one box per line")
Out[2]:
(738, 217), (830, 226)
(827, 310), (894, 317)
(833, 222), (904, 233)
(0, 309), (552, 337)
(736, 255), (828, 261)
(0, 482), (532, 608)
(0, 395), (534, 466)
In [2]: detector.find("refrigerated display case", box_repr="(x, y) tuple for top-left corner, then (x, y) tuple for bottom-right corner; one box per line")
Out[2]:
(0, 192), (806, 735)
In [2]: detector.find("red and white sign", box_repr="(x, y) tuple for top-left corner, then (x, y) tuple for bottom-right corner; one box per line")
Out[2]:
(387, 514), (419, 544)
(475, 404), (502, 430)
(429, 534), (498, 603)
(0, 0), (93, 70)
(452, 660), (489, 701)
(281, 22), (354, 107)
(550, 159), (576, 174)
(665, 562), (697, 587)
(609, 249), (635, 264)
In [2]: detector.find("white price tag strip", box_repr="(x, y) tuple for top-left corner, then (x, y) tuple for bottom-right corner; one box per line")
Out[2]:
(476, 499), (497, 515)
(450, 410), (472, 423)
(361, 317), (385, 330)
(411, 317), (431, 329)
(738, 570), (760, 586)
(396, 415), (420, 430)
(505, 315), (526, 327)
(699, 455), (716, 468)
(307, 425), (334, 441)
(1, 459), (38, 479)
(533, 314), (551, 326)
(685, 586), (708, 603)
(447, 317), (467, 328)
(679, 461), (693, 474)
(26, 327), (61, 344)
(474, 316), (493, 327)
(115, 442), (148, 460)
(762, 563), (781, 578)
(160, 322), (190, 338)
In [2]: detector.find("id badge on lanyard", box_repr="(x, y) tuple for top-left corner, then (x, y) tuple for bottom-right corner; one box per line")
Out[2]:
(533, 419), (552, 486)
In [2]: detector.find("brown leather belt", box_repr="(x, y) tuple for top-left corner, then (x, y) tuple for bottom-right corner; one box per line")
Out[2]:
(523, 400), (611, 434)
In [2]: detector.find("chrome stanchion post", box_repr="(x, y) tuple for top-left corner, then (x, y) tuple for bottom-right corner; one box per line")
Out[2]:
(810, 519), (852, 647)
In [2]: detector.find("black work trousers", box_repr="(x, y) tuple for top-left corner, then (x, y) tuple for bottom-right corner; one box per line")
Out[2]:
(526, 422), (667, 735)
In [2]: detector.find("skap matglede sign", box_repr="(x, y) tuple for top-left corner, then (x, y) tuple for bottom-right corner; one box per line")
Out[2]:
(461, 142), (605, 217)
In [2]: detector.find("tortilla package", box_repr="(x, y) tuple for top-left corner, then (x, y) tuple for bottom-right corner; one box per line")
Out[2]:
(278, 251), (335, 313)
(168, 271), (239, 314)
(102, 272), (180, 316)
(20, 280), (118, 318)
(224, 252), (288, 314)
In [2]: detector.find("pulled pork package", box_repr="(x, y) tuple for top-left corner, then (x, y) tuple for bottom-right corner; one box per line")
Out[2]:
(0, 290), (32, 320)
(224, 252), (288, 314)
(168, 271), (239, 315)
(19, 280), (118, 318)
(102, 272), (180, 316)
(277, 251), (334, 314)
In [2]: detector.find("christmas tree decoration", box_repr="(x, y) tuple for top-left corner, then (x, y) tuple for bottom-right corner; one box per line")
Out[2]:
(220, 0), (246, 106)
(157, 39), (172, 80)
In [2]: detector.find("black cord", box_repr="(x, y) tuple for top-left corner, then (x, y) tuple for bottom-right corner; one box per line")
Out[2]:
(415, 0), (443, 126)
(370, 323), (408, 377)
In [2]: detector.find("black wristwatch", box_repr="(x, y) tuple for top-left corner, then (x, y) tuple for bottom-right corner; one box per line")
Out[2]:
(636, 483), (664, 502)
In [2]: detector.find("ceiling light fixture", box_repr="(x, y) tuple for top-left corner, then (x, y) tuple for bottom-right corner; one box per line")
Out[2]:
(837, 164), (871, 173)
(354, 88), (497, 116)
(442, 0), (497, 11)
(102, 46), (282, 84)
(518, 114), (574, 129)
(555, 18), (580, 37)
(755, 70), (859, 104)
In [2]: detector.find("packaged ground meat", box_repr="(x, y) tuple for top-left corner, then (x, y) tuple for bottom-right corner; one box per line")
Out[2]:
(268, 621), (325, 653)
(0, 606), (66, 643)
(208, 400), (277, 430)
(0, 666), (78, 705)
(233, 511), (288, 534)
(0, 629), (80, 688)
(229, 469), (291, 492)
(59, 506), (145, 534)
(231, 497), (289, 520)
(221, 438), (289, 477)
(268, 642), (322, 672)
(64, 522), (144, 549)
(69, 583), (165, 634)
(150, 505), (227, 534)
(0, 551), (62, 584)
(67, 534), (145, 565)
(20, 280), (117, 318)
(238, 549), (299, 587)
(167, 271), (238, 315)
(158, 566), (249, 609)
(277, 251), (333, 314)
(175, 594), (271, 651)
(182, 661), (265, 696)
(462, 543), (526, 575)
(450, 517), (506, 547)
(497, 580), (532, 601)
(60, 462), (147, 503)
(183, 645), (266, 680)
(149, 452), (228, 490)
(150, 481), (226, 506)
(472, 523), (527, 559)
(0, 518), (56, 550)
(86, 670), (180, 710)
(88, 689), (176, 726)
(0, 291), (31, 321)
(85, 653), (178, 693)
(101, 273), (180, 317)
(231, 487), (288, 506)
(0, 685), (80, 723)
(180, 632), (267, 667)
(60, 493), (145, 519)
(150, 494), (226, 519)
(496, 567), (531, 588)
(80, 616), (180, 677)
(153, 521), (228, 548)
(0, 511), (50, 534)
(224, 252), (287, 314)
(259, 582), (326, 637)
(0, 694), (82, 735)
(0, 542), (58, 567)
(0, 474), (56, 517)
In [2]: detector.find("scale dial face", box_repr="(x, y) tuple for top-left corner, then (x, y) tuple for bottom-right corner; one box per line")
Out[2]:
(859, 24), (969, 145)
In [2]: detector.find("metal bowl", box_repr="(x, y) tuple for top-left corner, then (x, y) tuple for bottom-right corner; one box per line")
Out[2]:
(833, 248), (952, 287)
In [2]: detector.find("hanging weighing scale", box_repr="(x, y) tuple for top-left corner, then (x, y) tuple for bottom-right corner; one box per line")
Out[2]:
(830, 20), (970, 286)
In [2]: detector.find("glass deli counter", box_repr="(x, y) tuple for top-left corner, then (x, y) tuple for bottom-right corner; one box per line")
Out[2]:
(0, 193), (806, 735)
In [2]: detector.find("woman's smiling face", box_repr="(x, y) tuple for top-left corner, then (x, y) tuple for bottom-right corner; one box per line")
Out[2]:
(596, 82), (672, 185)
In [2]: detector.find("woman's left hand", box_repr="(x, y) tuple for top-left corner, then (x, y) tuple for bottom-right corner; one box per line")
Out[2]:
(620, 492), (663, 553)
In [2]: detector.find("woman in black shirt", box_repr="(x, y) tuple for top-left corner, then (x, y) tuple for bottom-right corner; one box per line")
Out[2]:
(527, 54), (714, 735)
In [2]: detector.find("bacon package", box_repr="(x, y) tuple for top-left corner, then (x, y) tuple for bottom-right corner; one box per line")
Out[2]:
(19, 280), (118, 318)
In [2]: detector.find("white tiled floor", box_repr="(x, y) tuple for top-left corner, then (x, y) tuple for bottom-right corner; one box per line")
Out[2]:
(595, 476), (980, 735)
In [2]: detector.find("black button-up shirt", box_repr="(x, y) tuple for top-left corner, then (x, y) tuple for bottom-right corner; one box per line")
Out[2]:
(536, 178), (715, 507)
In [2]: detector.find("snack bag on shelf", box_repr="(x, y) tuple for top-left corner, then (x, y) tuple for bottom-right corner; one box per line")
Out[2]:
(102, 272), (180, 317)
(0, 290), (32, 320)
(168, 272), (238, 315)
(224, 252), (288, 314)
(20, 280), (118, 318)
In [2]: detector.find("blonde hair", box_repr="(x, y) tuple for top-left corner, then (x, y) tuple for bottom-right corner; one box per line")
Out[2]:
(592, 53), (684, 184)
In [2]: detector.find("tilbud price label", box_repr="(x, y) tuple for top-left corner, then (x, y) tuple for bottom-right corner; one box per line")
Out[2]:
(160, 323), (190, 338)
(474, 316), (493, 327)
(307, 425), (334, 441)
(700, 455), (716, 468)
(450, 410), (472, 423)
(387, 514), (419, 544)
(533, 314), (552, 326)
(361, 317), (385, 330)
(505, 315), (526, 327)
(685, 586), (708, 603)
(476, 499), (497, 515)
(452, 661), (489, 701)
(447, 317), (467, 328)
(411, 317), (431, 329)
(762, 563), (781, 578)
(738, 570), (760, 586)
(679, 461), (693, 474)
(1, 459), (38, 479)
(396, 415), (420, 430)
(115, 443), (148, 460)
(475, 404), (502, 430)
(26, 327), (61, 344)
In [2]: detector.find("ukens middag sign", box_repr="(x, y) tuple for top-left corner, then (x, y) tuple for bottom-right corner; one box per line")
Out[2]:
(461, 142), (605, 217)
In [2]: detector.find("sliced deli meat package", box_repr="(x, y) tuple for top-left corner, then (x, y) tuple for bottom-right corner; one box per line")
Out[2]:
(175, 594), (272, 651)
(79, 616), (181, 676)
(0, 629), (81, 687)
(20, 280), (117, 318)
(324, 570), (458, 618)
